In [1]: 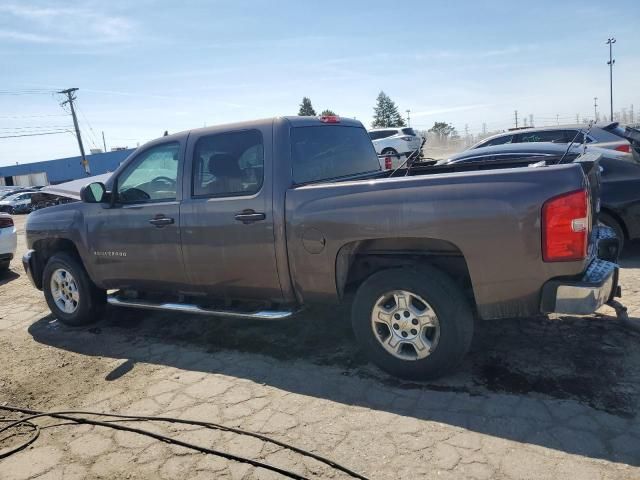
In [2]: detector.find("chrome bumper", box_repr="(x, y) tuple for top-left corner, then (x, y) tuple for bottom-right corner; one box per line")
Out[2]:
(541, 258), (619, 315)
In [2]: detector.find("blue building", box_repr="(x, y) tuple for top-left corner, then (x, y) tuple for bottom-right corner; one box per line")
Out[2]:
(0, 149), (136, 186)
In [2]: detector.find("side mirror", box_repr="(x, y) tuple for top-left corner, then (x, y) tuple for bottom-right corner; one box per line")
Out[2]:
(80, 182), (106, 203)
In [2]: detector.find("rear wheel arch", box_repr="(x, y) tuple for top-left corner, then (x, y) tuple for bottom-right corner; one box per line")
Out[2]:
(335, 238), (477, 310)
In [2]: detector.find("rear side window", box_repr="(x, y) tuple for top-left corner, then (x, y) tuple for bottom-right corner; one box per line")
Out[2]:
(292, 126), (380, 184)
(520, 130), (567, 143)
(192, 129), (264, 198)
(401, 128), (417, 136)
(368, 131), (384, 140)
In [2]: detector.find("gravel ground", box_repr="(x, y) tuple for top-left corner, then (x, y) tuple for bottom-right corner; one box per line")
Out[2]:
(1, 214), (639, 479)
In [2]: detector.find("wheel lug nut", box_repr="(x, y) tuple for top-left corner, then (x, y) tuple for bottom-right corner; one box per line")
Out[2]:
(403, 311), (410, 318)
(393, 323), (399, 330)
(411, 329), (417, 335)
(412, 319), (419, 325)
(401, 331), (408, 338)
(394, 313), (400, 320)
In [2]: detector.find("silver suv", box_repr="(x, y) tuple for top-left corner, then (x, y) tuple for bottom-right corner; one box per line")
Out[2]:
(470, 122), (631, 153)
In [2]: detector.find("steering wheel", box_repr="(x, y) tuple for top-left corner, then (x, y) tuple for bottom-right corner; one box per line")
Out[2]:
(151, 176), (176, 186)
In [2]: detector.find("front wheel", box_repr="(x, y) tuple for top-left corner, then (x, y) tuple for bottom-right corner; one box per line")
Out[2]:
(43, 253), (106, 326)
(352, 266), (474, 379)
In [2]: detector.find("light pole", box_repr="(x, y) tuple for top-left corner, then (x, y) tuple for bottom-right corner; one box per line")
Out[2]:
(606, 37), (616, 121)
(406, 109), (411, 127)
(593, 97), (598, 122)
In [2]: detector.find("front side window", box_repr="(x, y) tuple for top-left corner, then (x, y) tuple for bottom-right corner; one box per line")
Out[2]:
(480, 135), (514, 147)
(192, 129), (264, 197)
(401, 128), (417, 136)
(117, 142), (180, 204)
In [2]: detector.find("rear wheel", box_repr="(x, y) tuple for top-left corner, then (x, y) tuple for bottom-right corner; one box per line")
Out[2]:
(599, 212), (625, 251)
(43, 253), (105, 326)
(381, 147), (398, 157)
(351, 266), (474, 379)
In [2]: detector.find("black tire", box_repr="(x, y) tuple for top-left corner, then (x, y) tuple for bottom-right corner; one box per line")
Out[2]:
(599, 212), (625, 251)
(43, 253), (105, 326)
(381, 147), (398, 157)
(352, 266), (474, 380)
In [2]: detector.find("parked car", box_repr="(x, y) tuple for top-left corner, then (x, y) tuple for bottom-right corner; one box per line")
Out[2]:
(23, 116), (619, 380)
(439, 136), (640, 247)
(470, 122), (632, 153)
(0, 213), (17, 272)
(0, 188), (36, 200)
(0, 191), (36, 214)
(368, 127), (423, 168)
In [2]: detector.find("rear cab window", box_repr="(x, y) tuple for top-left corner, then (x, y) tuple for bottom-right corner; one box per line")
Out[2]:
(292, 125), (381, 184)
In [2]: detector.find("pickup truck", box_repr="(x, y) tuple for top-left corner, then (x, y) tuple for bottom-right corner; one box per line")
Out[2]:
(22, 115), (621, 379)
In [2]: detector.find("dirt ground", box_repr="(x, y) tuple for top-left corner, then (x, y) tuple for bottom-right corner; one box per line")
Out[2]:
(1, 214), (639, 479)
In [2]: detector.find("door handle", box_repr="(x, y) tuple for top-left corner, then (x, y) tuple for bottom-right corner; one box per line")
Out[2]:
(149, 216), (174, 227)
(234, 210), (266, 224)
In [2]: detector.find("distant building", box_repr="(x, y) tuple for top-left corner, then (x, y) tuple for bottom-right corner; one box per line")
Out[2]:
(0, 149), (135, 187)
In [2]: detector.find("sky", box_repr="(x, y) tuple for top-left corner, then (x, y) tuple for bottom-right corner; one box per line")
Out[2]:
(1, 0), (639, 166)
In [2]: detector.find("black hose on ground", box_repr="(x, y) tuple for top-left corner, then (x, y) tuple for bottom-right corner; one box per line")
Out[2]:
(0, 405), (370, 480)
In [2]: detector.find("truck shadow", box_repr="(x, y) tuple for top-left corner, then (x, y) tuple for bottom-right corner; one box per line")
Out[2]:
(28, 302), (640, 467)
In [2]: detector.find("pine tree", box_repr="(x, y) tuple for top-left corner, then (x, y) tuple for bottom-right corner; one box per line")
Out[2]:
(320, 109), (336, 116)
(371, 91), (406, 128)
(298, 97), (316, 116)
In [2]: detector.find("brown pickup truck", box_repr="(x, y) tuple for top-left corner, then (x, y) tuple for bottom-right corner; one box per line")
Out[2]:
(23, 116), (621, 379)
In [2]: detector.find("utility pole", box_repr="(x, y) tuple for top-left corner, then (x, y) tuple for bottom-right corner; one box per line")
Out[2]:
(482, 123), (487, 135)
(406, 109), (411, 127)
(631, 104), (635, 124)
(556, 114), (560, 125)
(102, 131), (107, 153)
(529, 114), (534, 127)
(514, 110), (518, 128)
(594, 97), (598, 122)
(576, 114), (580, 123)
(606, 37), (616, 122)
(58, 88), (90, 175)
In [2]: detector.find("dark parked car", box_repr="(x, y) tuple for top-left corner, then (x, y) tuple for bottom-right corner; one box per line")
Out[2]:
(23, 116), (619, 379)
(441, 135), (640, 247)
(470, 122), (632, 153)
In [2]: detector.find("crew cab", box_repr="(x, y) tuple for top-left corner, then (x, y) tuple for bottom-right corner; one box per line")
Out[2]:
(23, 116), (621, 379)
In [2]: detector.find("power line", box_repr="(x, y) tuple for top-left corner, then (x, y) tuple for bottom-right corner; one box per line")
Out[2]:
(0, 131), (70, 139)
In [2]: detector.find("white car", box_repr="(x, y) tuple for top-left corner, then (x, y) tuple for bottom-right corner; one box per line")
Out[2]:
(368, 127), (423, 169)
(0, 213), (17, 272)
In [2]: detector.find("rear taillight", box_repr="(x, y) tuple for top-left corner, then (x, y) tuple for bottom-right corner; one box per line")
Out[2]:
(384, 157), (392, 170)
(614, 143), (631, 153)
(542, 189), (589, 262)
(0, 216), (14, 228)
(400, 136), (413, 141)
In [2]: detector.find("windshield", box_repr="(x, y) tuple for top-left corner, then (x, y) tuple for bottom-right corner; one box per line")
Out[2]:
(291, 125), (381, 184)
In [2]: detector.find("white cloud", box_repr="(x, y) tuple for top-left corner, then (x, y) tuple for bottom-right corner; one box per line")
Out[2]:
(0, 3), (135, 44)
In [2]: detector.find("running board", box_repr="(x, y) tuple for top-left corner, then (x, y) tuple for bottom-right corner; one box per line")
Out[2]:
(106, 294), (297, 320)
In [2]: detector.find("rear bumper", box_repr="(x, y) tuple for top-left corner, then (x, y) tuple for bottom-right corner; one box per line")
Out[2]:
(541, 258), (619, 315)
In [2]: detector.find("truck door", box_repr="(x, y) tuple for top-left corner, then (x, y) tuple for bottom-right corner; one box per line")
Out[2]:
(179, 126), (283, 302)
(84, 140), (188, 290)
